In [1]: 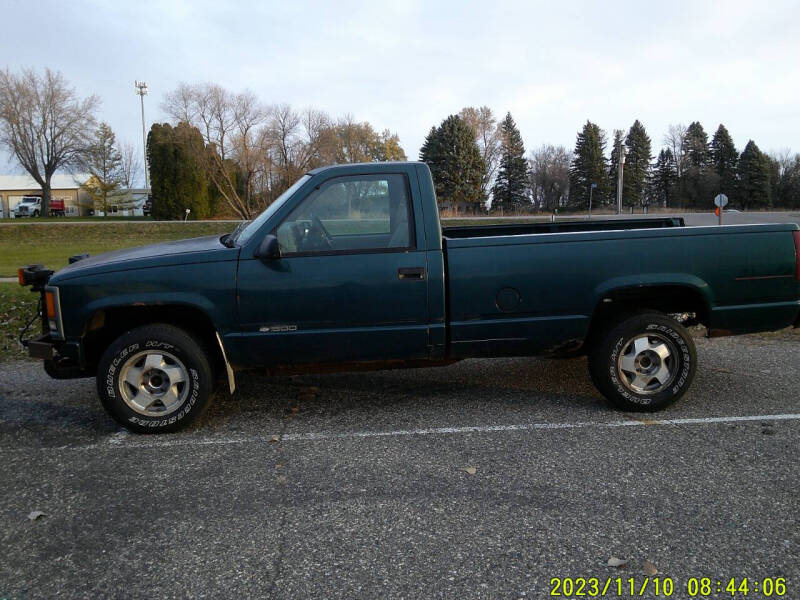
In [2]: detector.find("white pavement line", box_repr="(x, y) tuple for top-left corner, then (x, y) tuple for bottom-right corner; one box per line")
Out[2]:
(6, 413), (799, 453)
(82, 412), (800, 450)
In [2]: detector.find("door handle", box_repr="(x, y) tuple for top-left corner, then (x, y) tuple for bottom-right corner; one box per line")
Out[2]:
(398, 267), (425, 280)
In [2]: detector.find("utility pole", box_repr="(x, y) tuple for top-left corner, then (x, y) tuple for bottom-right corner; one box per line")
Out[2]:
(589, 182), (597, 219)
(135, 81), (150, 189)
(616, 143), (626, 214)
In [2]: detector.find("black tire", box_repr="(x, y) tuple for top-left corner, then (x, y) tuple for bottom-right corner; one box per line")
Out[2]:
(97, 324), (213, 433)
(588, 311), (696, 412)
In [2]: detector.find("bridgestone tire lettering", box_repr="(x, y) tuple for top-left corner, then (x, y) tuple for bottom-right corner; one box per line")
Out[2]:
(96, 324), (214, 434)
(588, 311), (697, 412)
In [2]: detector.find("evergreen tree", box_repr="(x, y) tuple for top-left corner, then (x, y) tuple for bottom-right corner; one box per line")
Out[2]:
(683, 121), (710, 168)
(82, 122), (123, 215)
(419, 115), (485, 213)
(608, 129), (624, 206)
(649, 148), (677, 207)
(710, 124), (738, 200)
(491, 112), (528, 213)
(680, 121), (716, 208)
(568, 121), (608, 210)
(622, 120), (652, 208)
(147, 122), (212, 220)
(737, 140), (771, 209)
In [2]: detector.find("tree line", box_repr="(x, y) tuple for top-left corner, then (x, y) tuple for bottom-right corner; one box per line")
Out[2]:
(421, 110), (800, 214)
(2, 67), (799, 219)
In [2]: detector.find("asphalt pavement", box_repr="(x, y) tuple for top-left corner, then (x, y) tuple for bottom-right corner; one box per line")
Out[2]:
(1, 333), (798, 598)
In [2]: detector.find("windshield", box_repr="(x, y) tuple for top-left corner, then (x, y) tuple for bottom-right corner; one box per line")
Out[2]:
(231, 175), (312, 246)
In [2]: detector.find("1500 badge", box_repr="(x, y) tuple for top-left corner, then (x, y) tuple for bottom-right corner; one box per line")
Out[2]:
(259, 325), (298, 333)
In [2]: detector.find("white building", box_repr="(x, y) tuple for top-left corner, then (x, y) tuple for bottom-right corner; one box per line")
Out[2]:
(0, 174), (149, 218)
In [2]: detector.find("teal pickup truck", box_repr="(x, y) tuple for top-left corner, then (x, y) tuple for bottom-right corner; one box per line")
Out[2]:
(19, 162), (800, 432)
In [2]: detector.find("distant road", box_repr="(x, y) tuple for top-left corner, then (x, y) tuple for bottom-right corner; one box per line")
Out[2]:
(1, 212), (798, 227)
(452, 211), (800, 227)
(0, 219), (241, 226)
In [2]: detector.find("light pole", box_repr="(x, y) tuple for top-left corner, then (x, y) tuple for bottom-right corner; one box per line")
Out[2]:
(589, 182), (597, 219)
(135, 81), (150, 189)
(616, 143), (626, 214)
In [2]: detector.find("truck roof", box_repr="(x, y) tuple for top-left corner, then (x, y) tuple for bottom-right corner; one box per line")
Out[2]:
(306, 161), (423, 176)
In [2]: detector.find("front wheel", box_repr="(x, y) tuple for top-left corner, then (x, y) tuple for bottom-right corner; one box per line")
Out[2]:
(589, 312), (696, 412)
(97, 324), (214, 433)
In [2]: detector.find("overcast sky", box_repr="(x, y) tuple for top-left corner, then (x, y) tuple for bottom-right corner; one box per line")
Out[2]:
(2, 0), (799, 175)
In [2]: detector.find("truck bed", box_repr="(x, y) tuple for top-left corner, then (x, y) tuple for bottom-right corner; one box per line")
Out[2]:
(441, 222), (800, 358)
(442, 217), (684, 239)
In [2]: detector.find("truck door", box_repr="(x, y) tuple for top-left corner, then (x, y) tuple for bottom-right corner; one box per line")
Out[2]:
(235, 170), (430, 366)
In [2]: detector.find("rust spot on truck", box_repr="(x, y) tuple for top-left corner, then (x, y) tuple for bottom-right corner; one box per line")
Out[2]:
(263, 358), (461, 376)
(707, 328), (733, 338)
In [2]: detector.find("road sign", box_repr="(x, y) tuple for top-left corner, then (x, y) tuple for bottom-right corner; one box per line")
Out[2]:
(714, 193), (728, 208)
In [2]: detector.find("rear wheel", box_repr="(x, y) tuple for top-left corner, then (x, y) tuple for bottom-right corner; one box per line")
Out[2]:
(97, 324), (213, 433)
(589, 311), (696, 412)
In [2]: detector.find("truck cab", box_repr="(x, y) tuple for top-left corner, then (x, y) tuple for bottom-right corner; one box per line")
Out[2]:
(13, 196), (42, 217)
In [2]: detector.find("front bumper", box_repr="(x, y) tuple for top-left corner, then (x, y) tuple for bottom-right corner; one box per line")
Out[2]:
(27, 334), (92, 379)
(28, 334), (56, 359)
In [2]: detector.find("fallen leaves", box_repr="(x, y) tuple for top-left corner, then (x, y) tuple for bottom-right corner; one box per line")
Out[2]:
(462, 467), (477, 475)
(642, 560), (659, 576)
(27, 510), (46, 521)
(607, 557), (627, 568)
(607, 557), (661, 576)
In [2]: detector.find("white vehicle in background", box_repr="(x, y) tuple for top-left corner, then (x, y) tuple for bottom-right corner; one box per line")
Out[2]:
(13, 196), (42, 217)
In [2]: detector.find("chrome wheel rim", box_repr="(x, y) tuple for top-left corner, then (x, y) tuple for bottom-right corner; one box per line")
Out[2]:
(119, 350), (189, 416)
(617, 333), (677, 395)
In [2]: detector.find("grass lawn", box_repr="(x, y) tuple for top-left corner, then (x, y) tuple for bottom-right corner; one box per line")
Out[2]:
(0, 221), (236, 277)
(0, 283), (39, 362)
(0, 218), (533, 277)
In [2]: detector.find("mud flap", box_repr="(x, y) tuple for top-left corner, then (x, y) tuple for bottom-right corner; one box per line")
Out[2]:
(215, 331), (236, 394)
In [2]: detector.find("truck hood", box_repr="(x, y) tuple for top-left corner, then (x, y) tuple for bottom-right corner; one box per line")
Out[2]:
(50, 235), (239, 282)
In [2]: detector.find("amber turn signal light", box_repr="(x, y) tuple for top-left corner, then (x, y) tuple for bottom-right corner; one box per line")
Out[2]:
(45, 291), (56, 318)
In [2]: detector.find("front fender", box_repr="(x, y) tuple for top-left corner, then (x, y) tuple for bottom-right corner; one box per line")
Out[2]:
(55, 261), (238, 339)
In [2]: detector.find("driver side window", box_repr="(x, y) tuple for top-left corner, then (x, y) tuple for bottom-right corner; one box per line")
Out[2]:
(275, 174), (414, 255)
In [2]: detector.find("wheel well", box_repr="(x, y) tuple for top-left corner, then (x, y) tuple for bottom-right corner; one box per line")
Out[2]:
(585, 285), (710, 347)
(81, 305), (225, 375)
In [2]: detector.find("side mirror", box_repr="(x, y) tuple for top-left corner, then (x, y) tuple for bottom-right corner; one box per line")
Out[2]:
(255, 234), (281, 260)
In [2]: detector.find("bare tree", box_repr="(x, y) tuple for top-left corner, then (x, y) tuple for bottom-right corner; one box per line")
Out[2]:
(459, 106), (501, 202)
(164, 83), (408, 216)
(529, 145), (571, 212)
(162, 82), (267, 219)
(0, 68), (99, 215)
(769, 148), (800, 208)
(119, 141), (142, 189)
(664, 123), (687, 179)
